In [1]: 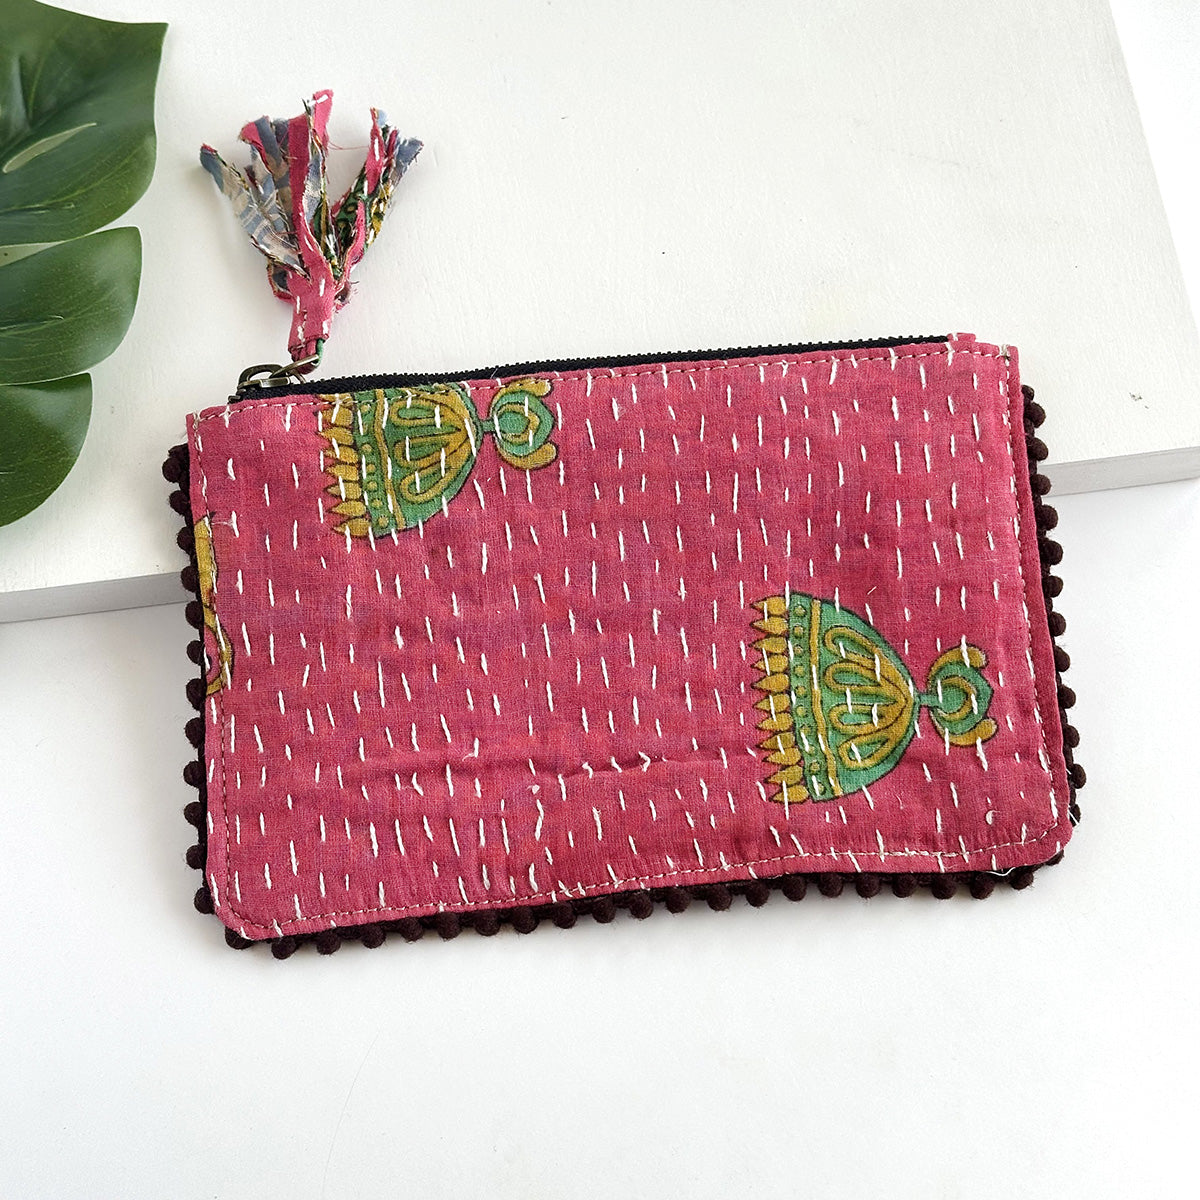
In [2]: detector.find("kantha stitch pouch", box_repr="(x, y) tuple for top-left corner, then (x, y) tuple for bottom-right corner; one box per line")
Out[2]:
(168, 95), (1081, 954)
(164, 331), (1083, 955)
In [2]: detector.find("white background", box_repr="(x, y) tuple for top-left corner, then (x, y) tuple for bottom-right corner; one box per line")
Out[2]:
(2, 0), (1200, 618)
(2, 2), (1199, 1197)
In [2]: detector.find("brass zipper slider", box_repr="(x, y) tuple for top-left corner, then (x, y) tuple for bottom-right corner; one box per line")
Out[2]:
(233, 352), (323, 399)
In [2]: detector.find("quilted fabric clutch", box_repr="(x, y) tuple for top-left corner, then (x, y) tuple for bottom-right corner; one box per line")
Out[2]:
(163, 331), (1083, 955)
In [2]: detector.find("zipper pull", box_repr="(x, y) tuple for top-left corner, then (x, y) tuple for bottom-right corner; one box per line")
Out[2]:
(233, 353), (323, 399)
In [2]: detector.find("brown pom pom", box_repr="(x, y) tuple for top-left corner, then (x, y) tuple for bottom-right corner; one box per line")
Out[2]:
(162, 455), (183, 483)
(780, 875), (808, 901)
(1040, 537), (1064, 565)
(185, 677), (205, 710)
(930, 876), (958, 899)
(182, 759), (205, 788)
(185, 716), (204, 748)
(1045, 574), (1064, 597)
(183, 801), (204, 828)
(186, 640), (204, 665)
(1009, 867), (1036, 890)
(1063, 723), (1080, 749)
(360, 924), (386, 949)
(314, 929), (341, 955)
(663, 887), (691, 913)
(1048, 611), (1067, 637)
(271, 936), (298, 960)
(510, 906), (538, 934)
(854, 874), (882, 898)
(705, 884), (733, 912)
(1070, 762), (1087, 789)
(184, 600), (204, 629)
(193, 885), (214, 914)
(224, 928), (253, 949)
(816, 873), (843, 897)
(396, 917), (424, 942)
(745, 881), (771, 908)
(474, 911), (500, 937)
(1028, 437), (1049, 462)
(168, 489), (191, 515)
(591, 897), (617, 923)
(1038, 505), (1059, 531)
(1058, 684), (1076, 709)
(176, 525), (195, 553)
(1031, 472), (1052, 496)
(890, 874), (918, 897)
(185, 843), (205, 869)
(1025, 399), (1046, 427)
(434, 912), (461, 940)
(628, 892), (654, 919)
(968, 874), (996, 899)
(1053, 646), (1071, 672)
(550, 903), (577, 929)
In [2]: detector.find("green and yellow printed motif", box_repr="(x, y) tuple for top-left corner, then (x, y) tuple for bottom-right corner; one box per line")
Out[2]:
(318, 378), (557, 536)
(750, 592), (998, 804)
(195, 514), (233, 696)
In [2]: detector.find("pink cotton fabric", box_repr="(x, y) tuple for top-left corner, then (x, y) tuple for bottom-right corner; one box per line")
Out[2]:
(188, 334), (1070, 939)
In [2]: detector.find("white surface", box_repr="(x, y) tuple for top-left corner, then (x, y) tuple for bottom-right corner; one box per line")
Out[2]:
(4, 4), (1200, 1196)
(2, 476), (1198, 1199)
(2, 0), (1200, 620)
(1110, 0), (1200, 312)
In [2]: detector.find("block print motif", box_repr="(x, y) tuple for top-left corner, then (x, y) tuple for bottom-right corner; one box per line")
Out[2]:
(750, 592), (996, 803)
(317, 378), (557, 535)
(195, 514), (233, 695)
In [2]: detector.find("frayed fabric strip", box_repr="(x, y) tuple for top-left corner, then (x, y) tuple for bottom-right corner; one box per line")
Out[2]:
(199, 90), (421, 368)
(164, 335), (1082, 956)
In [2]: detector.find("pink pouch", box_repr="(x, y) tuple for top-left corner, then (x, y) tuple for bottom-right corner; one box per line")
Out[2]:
(164, 332), (1082, 955)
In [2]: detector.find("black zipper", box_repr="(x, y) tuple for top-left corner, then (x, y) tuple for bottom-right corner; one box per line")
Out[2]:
(233, 334), (951, 400)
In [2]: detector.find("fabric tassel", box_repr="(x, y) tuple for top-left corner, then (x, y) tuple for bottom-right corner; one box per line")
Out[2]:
(200, 90), (421, 371)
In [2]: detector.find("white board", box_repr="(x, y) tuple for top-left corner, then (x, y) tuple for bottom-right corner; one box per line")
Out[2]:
(2, 0), (1198, 621)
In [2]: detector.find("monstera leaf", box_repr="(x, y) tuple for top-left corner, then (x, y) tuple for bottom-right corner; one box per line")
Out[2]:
(0, 228), (142, 386)
(0, 1), (164, 527)
(0, 375), (91, 523)
(0, 0), (165, 243)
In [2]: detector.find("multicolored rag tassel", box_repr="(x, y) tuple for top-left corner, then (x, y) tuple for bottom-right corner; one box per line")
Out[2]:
(200, 90), (421, 372)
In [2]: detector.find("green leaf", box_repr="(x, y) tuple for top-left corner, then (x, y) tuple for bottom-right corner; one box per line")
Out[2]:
(0, 226), (141, 384)
(0, 242), (50, 266)
(0, 372), (90, 525)
(0, 1), (166, 243)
